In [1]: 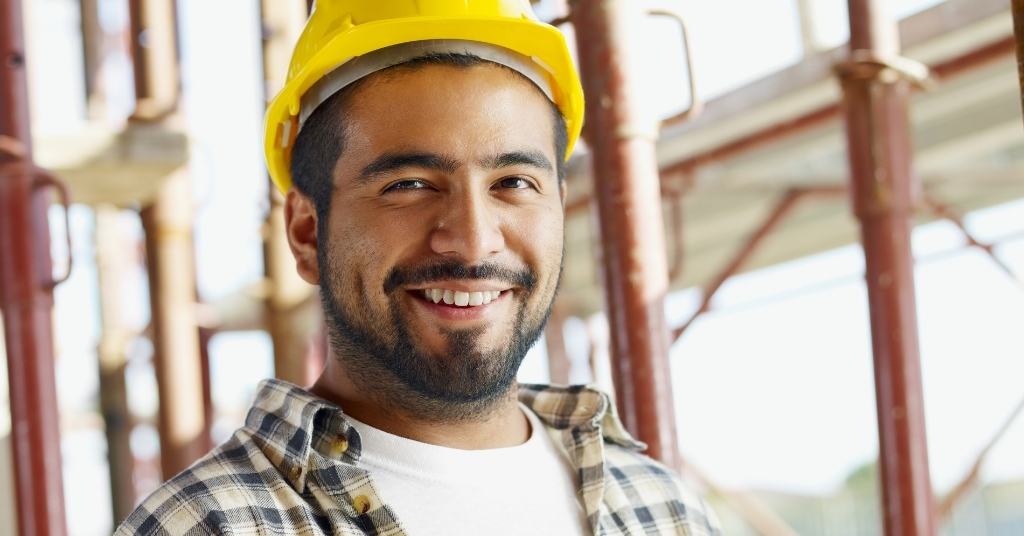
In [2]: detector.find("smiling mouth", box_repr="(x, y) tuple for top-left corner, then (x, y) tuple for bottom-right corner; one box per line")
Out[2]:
(416, 288), (505, 307)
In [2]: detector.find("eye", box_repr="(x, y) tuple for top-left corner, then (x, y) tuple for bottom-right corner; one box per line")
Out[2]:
(383, 179), (429, 193)
(495, 177), (536, 191)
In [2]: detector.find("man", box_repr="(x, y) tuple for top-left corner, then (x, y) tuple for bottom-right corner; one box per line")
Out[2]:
(117, 1), (720, 534)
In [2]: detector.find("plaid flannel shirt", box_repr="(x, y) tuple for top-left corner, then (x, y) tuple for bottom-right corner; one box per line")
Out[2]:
(117, 379), (720, 535)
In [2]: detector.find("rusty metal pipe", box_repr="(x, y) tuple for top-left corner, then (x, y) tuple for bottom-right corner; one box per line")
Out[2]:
(141, 172), (211, 479)
(665, 185), (688, 284)
(130, 0), (212, 478)
(672, 190), (802, 342)
(922, 196), (1018, 282)
(0, 0), (68, 533)
(94, 207), (137, 524)
(544, 302), (572, 385)
(839, 1), (936, 534)
(259, 0), (317, 385)
(571, 0), (680, 468)
(79, 0), (104, 114)
(129, 0), (180, 120)
(1012, 0), (1024, 121)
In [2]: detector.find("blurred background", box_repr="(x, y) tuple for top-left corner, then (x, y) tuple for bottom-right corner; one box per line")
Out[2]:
(1, 0), (1023, 534)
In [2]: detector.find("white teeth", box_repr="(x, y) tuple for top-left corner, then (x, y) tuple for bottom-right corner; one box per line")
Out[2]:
(421, 288), (505, 307)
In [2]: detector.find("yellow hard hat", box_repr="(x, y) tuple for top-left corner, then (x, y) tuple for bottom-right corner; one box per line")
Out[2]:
(264, 0), (585, 194)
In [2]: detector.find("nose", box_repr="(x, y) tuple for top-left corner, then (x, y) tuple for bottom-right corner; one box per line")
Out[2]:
(429, 189), (505, 264)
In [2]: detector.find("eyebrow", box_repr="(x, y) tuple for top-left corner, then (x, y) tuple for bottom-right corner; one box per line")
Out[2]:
(482, 150), (554, 173)
(357, 152), (461, 183)
(355, 149), (554, 184)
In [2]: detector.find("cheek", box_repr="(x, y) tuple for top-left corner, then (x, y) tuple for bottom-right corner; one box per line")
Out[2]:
(325, 219), (381, 287)
(533, 204), (565, 250)
(509, 207), (564, 274)
(332, 209), (427, 285)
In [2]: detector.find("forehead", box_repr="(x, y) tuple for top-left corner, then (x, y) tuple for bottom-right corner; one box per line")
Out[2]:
(338, 63), (557, 168)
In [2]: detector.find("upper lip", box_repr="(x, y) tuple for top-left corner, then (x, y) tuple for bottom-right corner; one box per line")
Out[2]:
(405, 281), (513, 293)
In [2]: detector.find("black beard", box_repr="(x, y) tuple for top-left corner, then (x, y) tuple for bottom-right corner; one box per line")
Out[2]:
(318, 252), (557, 423)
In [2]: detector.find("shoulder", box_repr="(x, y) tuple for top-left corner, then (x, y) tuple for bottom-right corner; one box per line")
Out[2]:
(602, 444), (722, 536)
(520, 383), (722, 534)
(114, 430), (295, 536)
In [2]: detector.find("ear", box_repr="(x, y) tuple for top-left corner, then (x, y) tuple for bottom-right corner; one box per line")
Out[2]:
(559, 179), (568, 208)
(284, 189), (321, 285)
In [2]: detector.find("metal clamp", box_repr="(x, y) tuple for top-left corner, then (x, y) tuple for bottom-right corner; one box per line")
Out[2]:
(0, 133), (28, 159)
(0, 135), (74, 289)
(647, 6), (702, 127)
(547, 5), (702, 129)
(835, 50), (935, 90)
(33, 173), (73, 289)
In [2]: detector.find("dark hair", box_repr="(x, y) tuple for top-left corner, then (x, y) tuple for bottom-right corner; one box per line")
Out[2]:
(289, 52), (569, 220)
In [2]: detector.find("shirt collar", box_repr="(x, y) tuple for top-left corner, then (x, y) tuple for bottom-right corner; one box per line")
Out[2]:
(243, 379), (355, 490)
(243, 379), (645, 490)
(517, 383), (646, 450)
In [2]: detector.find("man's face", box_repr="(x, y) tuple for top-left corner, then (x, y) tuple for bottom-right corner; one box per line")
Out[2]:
(316, 63), (565, 419)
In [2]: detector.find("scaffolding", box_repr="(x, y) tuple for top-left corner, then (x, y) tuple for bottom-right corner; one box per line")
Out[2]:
(2, 0), (1023, 534)
(0, 0), (68, 534)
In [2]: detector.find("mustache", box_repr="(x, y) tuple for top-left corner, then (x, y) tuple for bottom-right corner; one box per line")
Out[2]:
(383, 260), (536, 294)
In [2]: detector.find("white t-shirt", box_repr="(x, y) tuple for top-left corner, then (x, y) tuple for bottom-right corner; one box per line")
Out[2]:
(344, 404), (590, 535)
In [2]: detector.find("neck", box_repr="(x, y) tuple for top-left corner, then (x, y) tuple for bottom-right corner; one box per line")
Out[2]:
(310, 359), (530, 450)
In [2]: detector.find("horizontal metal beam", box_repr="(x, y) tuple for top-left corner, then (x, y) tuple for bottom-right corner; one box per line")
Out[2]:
(565, 34), (1014, 218)
(660, 35), (1014, 180)
(658, 0), (1009, 147)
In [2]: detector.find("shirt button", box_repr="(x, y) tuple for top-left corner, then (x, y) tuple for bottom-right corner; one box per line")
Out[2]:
(352, 495), (371, 514)
(331, 437), (349, 457)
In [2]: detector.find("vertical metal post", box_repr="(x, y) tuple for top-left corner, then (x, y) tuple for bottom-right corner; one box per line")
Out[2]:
(259, 0), (314, 385)
(129, 0), (179, 120)
(795, 0), (823, 55)
(0, 0), (68, 533)
(571, 0), (680, 468)
(838, 1), (936, 534)
(79, 0), (104, 115)
(141, 170), (209, 479)
(1012, 0), (1024, 122)
(94, 207), (137, 523)
(130, 0), (209, 477)
(86, 1), (156, 517)
(544, 302), (571, 384)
